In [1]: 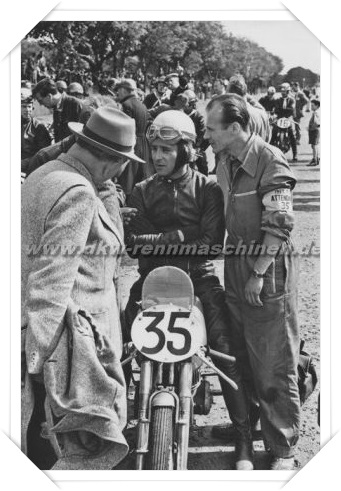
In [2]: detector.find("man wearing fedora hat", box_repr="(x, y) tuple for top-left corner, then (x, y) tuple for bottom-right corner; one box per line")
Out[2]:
(21, 106), (144, 470)
(114, 78), (152, 195)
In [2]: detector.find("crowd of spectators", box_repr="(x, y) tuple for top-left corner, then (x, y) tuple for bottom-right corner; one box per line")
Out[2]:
(21, 62), (321, 188)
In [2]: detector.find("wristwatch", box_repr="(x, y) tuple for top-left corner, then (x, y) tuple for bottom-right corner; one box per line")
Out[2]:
(252, 269), (265, 279)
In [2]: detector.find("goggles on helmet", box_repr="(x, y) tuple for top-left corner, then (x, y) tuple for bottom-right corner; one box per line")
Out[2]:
(147, 124), (195, 143)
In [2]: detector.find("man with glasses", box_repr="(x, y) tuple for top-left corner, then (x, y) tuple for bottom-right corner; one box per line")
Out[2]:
(124, 110), (253, 470)
(32, 77), (83, 142)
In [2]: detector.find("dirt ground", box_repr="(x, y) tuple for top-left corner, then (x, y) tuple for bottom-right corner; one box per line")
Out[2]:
(116, 107), (320, 471)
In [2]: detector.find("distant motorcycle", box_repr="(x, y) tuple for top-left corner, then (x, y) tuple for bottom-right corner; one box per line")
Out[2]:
(122, 265), (238, 470)
(270, 117), (299, 155)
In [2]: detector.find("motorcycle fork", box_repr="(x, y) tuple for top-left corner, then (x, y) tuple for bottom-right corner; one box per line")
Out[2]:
(135, 359), (153, 470)
(176, 361), (193, 470)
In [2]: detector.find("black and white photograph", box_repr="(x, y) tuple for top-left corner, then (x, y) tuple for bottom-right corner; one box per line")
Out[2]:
(18, 15), (322, 474)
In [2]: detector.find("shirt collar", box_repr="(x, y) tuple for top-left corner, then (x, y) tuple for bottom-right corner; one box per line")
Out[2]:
(230, 133), (258, 178)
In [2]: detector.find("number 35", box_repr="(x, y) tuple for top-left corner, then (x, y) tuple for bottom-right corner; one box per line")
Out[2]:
(141, 311), (191, 356)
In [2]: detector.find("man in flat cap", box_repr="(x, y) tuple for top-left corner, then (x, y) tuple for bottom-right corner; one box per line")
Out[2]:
(115, 78), (152, 195)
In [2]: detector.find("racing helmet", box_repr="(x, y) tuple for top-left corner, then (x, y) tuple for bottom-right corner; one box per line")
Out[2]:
(147, 110), (196, 144)
(147, 110), (197, 172)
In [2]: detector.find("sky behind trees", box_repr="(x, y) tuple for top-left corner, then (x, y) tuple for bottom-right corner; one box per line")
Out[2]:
(222, 21), (320, 74)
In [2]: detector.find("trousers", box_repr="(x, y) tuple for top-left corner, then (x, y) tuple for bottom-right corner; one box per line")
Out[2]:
(224, 252), (300, 457)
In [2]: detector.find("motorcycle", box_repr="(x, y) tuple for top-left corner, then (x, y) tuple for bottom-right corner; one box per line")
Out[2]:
(122, 265), (238, 470)
(270, 116), (299, 155)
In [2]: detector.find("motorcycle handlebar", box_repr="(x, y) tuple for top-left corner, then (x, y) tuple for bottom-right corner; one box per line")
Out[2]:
(204, 347), (236, 364)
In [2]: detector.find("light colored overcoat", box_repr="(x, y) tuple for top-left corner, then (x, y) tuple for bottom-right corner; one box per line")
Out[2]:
(21, 153), (128, 469)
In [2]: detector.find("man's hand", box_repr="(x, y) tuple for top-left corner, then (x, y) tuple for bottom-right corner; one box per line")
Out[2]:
(245, 276), (264, 307)
(121, 207), (138, 226)
(161, 230), (184, 244)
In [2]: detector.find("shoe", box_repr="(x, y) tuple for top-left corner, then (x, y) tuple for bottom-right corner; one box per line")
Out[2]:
(291, 157), (298, 163)
(270, 457), (295, 470)
(307, 159), (316, 166)
(235, 438), (254, 470)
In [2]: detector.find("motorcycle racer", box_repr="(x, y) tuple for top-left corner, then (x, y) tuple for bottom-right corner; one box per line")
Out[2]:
(271, 83), (298, 162)
(124, 110), (254, 470)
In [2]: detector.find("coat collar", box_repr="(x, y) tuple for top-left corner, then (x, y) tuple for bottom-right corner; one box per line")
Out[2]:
(56, 154), (124, 246)
(120, 93), (136, 104)
(57, 153), (98, 193)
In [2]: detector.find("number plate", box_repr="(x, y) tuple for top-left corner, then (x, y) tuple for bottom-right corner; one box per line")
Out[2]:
(131, 305), (204, 362)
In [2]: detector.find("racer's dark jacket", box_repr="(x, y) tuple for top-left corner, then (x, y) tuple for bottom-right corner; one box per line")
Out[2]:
(125, 168), (225, 277)
(274, 95), (296, 119)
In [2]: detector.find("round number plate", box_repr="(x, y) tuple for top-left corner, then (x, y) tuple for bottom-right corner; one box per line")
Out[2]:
(131, 304), (204, 362)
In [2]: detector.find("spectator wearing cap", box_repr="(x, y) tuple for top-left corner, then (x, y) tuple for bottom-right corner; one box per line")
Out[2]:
(292, 81), (309, 145)
(163, 73), (186, 107)
(174, 90), (209, 175)
(114, 78), (152, 195)
(21, 88), (52, 173)
(67, 82), (85, 100)
(227, 75), (271, 143)
(56, 80), (67, 94)
(143, 76), (168, 110)
(32, 78), (83, 143)
(259, 86), (277, 114)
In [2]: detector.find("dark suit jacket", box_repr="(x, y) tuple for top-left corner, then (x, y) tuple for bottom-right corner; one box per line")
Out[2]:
(120, 94), (150, 137)
(53, 93), (83, 142)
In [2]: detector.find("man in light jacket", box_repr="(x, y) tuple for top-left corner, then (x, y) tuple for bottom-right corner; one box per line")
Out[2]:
(21, 105), (144, 470)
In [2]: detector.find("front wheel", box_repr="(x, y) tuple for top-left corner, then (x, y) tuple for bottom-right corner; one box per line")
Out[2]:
(147, 406), (174, 469)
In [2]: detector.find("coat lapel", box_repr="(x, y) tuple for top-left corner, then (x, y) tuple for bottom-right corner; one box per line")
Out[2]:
(97, 198), (124, 247)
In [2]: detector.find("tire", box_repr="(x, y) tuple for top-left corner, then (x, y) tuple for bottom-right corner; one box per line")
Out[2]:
(147, 406), (174, 470)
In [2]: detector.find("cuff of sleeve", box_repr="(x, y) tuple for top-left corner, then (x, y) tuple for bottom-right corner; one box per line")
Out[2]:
(261, 226), (290, 241)
(178, 230), (185, 242)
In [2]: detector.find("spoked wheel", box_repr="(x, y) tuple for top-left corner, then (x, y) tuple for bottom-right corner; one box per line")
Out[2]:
(147, 406), (174, 469)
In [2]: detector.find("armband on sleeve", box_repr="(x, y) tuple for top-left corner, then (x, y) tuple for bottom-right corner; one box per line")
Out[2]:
(262, 188), (293, 213)
(261, 188), (294, 239)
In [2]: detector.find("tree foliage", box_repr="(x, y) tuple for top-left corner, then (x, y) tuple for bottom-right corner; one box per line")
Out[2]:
(23, 21), (311, 89)
(284, 67), (320, 88)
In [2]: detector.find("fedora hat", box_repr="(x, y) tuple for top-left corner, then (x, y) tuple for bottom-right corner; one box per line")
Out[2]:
(114, 78), (137, 91)
(68, 105), (145, 163)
